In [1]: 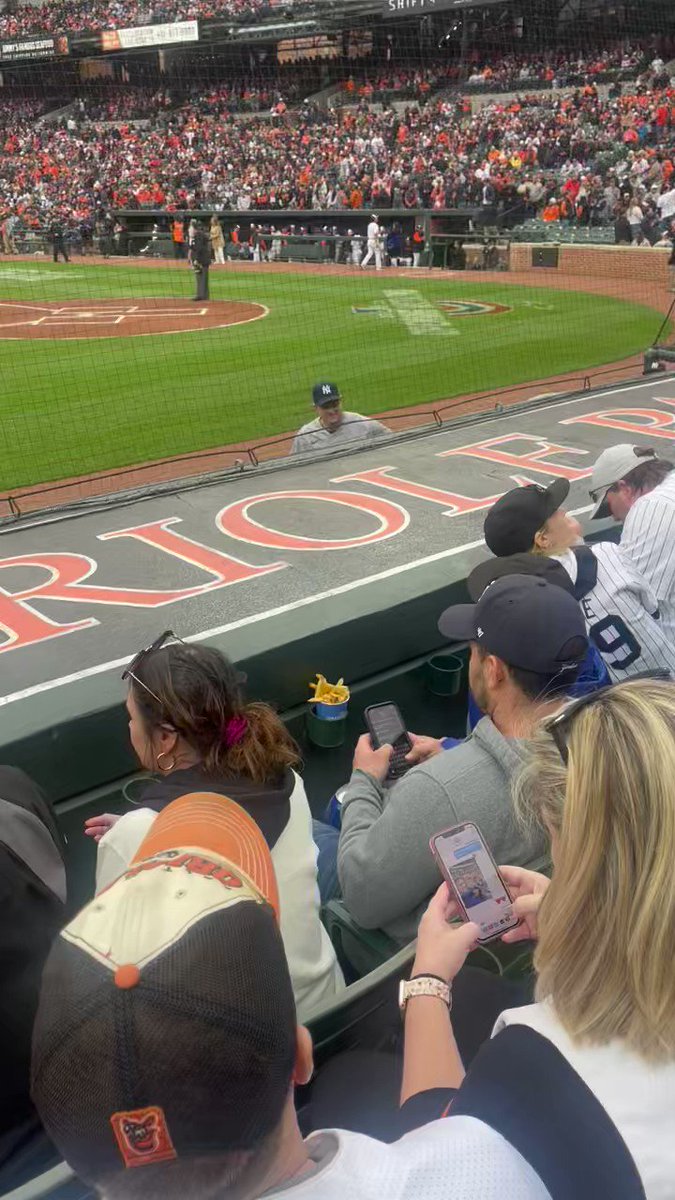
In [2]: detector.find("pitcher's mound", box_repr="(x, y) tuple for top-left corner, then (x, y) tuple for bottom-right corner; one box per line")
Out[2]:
(0, 297), (267, 340)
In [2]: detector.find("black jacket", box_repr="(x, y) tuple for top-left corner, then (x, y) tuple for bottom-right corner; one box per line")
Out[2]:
(0, 768), (66, 1167)
(192, 228), (211, 269)
(139, 765), (293, 851)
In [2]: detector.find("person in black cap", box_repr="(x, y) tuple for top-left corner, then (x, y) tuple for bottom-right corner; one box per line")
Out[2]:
(32, 794), (551, 1200)
(483, 480), (581, 560)
(191, 219), (211, 302)
(291, 382), (389, 456)
(337, 575), (588, 944)
(48, 212), (70, 263)
(478, 480), (675, 684)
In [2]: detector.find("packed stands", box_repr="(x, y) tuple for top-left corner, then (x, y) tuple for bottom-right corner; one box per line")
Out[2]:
(0, 70), (672, 241)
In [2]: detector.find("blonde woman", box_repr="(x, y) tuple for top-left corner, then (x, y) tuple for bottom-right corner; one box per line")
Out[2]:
(210, 214), (225, 264)
(398, 674), (674, 1198)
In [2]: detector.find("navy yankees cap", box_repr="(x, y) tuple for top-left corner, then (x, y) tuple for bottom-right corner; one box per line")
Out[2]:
(312, 382), (341, 407)
(438, 574), (587, 676)
(484, 480), (570, 557)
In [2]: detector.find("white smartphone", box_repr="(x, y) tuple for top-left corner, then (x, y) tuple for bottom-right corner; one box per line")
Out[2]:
(430, 821), (519, 944)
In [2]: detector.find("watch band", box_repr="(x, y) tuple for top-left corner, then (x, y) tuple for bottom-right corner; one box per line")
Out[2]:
(399, 975), (452, 1017)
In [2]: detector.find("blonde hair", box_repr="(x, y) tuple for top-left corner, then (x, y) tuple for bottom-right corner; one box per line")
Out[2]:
(514, 678), (675, 1061)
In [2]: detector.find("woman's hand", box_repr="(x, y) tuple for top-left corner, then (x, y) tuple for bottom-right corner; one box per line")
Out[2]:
(84, 813), (121, 843)
(404, 733), (444, 765)
(499, 865), (550, 944)
(413, 883), (480, 984)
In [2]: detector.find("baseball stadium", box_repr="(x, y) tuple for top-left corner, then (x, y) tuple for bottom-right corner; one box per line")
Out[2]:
(0, 0), (674, 1194)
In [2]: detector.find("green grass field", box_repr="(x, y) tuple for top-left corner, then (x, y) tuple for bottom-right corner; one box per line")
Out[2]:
(0, 262), (663, 490)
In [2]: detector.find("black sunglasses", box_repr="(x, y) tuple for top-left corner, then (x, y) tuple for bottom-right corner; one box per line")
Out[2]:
(122, 630), (184, 704)
(545, 669), (673, 765)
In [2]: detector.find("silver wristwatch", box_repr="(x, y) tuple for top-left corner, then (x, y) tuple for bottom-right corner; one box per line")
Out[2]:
(398, 975), (451, 1017)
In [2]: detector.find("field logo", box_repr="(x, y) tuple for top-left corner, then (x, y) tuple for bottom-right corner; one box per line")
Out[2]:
(436, 300), (512, 317)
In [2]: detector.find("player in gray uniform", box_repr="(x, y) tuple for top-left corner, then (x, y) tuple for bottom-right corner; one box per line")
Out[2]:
(291, 382), (389, 456)
(478, 480), (675, 680)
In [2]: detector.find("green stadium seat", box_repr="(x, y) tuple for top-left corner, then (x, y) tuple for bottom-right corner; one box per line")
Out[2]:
(0, 1162), (90, 1200)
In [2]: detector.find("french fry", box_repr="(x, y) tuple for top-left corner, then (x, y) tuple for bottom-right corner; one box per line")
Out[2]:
(308, 673), (350, 705)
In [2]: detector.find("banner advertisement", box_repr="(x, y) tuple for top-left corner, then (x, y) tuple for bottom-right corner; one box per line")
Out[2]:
(383, 0), (508, 12)
(0, 34), (68, 61)
(100, 19), (198, 51)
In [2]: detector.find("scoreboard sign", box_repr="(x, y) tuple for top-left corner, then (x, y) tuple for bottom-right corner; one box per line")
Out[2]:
(383, 0), (508, 12)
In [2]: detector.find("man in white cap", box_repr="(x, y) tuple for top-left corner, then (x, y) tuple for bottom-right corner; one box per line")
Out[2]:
(589, 444), (675, 639)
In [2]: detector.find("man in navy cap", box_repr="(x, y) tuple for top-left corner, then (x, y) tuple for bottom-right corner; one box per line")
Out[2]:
(338, 575), (588, 943)
(291, 382), (388, 456)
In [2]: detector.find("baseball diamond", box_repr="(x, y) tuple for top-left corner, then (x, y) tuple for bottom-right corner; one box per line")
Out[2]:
(0, 260), (665, 491)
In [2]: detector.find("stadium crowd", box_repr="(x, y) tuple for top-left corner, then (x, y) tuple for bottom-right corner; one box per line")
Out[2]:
(2, 433), (674, 1198)
(0, 0), (271, 37)
(0, 66), (673, 249)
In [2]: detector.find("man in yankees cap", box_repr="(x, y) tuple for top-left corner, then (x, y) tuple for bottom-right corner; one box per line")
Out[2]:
(290, 382), (388, 456)
(32, 793), (547, 1200)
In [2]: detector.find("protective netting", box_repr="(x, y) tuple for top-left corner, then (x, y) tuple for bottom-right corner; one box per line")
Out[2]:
(0, 0), (672, 507)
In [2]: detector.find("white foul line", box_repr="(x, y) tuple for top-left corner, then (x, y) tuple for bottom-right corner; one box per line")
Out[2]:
(0, 504), (594, 707)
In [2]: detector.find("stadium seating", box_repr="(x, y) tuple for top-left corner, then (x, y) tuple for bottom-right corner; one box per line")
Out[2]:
(0, 70), (672, 236)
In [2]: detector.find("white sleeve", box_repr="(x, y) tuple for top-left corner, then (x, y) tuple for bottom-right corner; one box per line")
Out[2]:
(96, 809), (157, 893)
(622, 494), (675, 601)
(393, 1117), (551, 1200)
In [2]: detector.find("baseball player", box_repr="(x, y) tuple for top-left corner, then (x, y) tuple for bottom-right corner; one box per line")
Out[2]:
(291, 382), (388, 456)
(589, 444), (675, 642)
(361, 214), (382, 270)
(480, 480), (675, 680)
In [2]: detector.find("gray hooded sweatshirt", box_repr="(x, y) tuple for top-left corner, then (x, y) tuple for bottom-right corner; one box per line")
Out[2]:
(337, 717), (548, 945)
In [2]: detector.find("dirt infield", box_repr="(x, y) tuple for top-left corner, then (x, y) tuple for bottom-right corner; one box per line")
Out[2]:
(0, 296), (267, 340)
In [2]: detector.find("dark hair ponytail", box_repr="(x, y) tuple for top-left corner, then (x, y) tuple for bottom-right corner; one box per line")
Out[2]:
(131, 643), (300, 784)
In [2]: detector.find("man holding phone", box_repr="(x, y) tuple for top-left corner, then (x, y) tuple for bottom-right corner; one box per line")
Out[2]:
(337, 576), (588, 944)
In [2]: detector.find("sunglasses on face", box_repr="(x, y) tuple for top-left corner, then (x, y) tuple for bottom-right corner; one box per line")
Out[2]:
(545, 669), (673, 765)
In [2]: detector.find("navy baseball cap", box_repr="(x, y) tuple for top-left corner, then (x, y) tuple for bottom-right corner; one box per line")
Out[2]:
(438, 574), (587, 676)
(312, 382), (341, 407)
(484, 480), (570, 557)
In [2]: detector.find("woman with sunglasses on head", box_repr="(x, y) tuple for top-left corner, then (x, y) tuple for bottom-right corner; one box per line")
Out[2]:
(399, 674), (674, 1199)
(84, 634), (343, 1015)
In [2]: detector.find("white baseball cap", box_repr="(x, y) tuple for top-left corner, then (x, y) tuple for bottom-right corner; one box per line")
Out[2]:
(589, 444), (658, 519)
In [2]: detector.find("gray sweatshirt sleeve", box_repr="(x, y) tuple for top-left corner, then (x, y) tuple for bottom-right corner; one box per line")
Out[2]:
(337, 766), (458, 931)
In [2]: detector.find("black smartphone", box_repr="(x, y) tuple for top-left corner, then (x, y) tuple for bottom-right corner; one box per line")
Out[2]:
(430, 822), (519, 944)
(364, 702), (413, 784)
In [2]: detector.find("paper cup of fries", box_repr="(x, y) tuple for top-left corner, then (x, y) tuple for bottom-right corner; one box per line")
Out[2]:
(308, 673), (350, 721)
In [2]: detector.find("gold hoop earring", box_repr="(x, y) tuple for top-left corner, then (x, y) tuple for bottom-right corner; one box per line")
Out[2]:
(156, 751), (176, 773)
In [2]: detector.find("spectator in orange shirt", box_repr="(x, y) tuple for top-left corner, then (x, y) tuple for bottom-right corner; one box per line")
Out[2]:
(542, 199), (561, 222)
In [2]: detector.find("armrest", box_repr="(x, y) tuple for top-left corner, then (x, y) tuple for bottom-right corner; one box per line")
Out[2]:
(322, 899), (400, 979)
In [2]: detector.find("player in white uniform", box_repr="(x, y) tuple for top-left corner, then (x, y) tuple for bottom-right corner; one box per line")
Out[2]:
(478, 479), (675, 681)
(361, 214), (382, 270)
(589, 444), (675, 642)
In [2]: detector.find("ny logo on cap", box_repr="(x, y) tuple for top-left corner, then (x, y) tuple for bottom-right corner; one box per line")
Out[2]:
(321, 384), (332, 395)
(477, 626), (484, 638)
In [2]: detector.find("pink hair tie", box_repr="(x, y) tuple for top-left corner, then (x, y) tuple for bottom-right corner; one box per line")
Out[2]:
(222, 715), (248, 748)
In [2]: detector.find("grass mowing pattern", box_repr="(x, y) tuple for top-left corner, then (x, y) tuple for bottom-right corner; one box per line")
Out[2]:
(0, 263), (662, 489)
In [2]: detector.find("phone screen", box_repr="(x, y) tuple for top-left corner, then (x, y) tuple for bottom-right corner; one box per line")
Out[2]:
(367, 704), (408, 750)
(432, 823), (518, 942)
